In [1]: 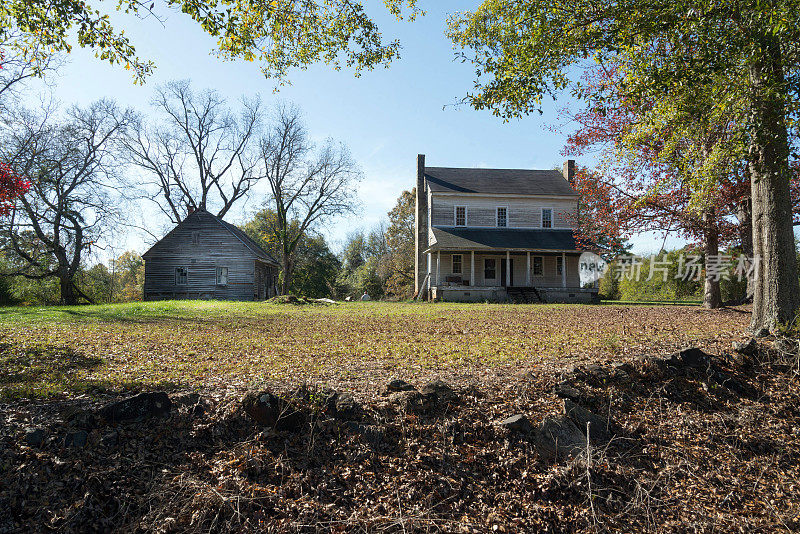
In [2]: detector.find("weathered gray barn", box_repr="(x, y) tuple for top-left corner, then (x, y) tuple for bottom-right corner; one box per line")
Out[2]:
(143, 209), (279, 301)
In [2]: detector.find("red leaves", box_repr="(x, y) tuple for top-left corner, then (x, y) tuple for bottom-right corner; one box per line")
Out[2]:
(0, 162), (30, 216)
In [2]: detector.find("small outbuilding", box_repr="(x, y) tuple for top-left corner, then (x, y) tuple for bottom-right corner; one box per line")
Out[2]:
(143, 209), (279, 301)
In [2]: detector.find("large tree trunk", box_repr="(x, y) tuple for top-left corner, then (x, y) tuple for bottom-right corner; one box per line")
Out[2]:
(702, 213), (722, 309)
(747, 40), (800, 332)
(280, 256), (292, 295)
(59, 272), (77, 305)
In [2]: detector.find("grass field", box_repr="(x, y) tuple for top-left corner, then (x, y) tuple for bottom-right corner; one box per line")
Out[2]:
(0, 300), (750, 399)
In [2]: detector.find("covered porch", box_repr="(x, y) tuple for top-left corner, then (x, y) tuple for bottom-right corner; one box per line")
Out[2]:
(423, 228), (597, 303)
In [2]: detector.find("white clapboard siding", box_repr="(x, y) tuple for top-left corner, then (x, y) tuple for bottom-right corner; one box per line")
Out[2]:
(430, 194), (577, 229)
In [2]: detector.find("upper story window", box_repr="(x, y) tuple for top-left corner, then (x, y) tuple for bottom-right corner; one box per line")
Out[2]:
(496, 207), (507, 227)
(175, 267), (188, 286)
(455, 206), (466, 226)
(542, 208), (553, 228)
(191, 231), (200, 244)
(216, 267), (229, 286)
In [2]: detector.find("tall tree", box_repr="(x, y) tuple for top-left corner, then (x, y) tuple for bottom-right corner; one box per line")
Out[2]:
(1, 100), (132, 304)
(0, 0), (420, 84)
(242, 208), (341, 297)
(383, 189), (415, 298)
(124, 80), (263, 224)
(259, 104), (361, 293)
(449, 1), (800, 331)
(563, 66), (757, 308)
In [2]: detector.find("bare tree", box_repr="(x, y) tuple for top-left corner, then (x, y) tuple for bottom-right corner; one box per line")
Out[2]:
(124, 80), (263, 224)
(260, 104), (361, 294)
(0, 100), (132, 304)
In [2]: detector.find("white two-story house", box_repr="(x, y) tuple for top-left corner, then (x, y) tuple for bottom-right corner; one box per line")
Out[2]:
(414, 155), (596, 303)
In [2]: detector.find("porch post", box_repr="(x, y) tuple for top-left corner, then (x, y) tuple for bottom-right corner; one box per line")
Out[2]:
(526, 252), (531, 287)
(471, 251), (475, 287)
(427, 252), (431, 282)
(506, 250), (511, 287)
(436, 251), (441, 286)
(561, 252), (567, 288)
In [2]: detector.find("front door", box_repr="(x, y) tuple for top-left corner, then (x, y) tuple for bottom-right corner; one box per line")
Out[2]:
(500, 258), (513, 287)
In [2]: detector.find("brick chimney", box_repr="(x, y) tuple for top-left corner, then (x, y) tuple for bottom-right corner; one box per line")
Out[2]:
(562, 159), (576, 184)
(415, 154), (427, 296)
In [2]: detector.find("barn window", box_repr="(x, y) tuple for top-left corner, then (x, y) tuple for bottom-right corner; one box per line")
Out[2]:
(533, 256), (544, 276)
(216, 267), (229, 286)
(542, 208), (553, 228)
(484, 258), (496, 280)
(175, 267), (188, 286)
(191, 231), (200, 244)
(496, 207), (507, 227)
(452, 254), (462, 274)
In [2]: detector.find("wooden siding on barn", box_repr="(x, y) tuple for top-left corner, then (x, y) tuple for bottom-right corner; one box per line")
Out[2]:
(143, 211), (275, 301)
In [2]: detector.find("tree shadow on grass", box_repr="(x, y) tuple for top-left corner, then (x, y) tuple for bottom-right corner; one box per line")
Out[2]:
(0, 306), (285, 328)
(0, 342), (178, 400)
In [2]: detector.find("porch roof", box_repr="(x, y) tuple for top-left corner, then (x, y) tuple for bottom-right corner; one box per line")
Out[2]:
(424, 227), (579, 253)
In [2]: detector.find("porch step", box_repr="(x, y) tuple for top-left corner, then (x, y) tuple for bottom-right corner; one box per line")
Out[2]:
(507, 286), (544, 304)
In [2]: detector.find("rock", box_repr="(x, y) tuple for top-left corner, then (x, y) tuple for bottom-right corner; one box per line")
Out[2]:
(392, 390), (433, 415)
(497, 414), (533, 434)
(583, 363), (610, 383)
(241, 390), (304, 431)
(563, 399), (612, 443)
(23, 428), (45, 447)
(531, 414), (586, 461)
(98, 392), (172, 424)
(667, 347), (710, 368)
(334, 392), (360, 420)
(733, 338), (758, 356)
(386, 379), (416, 393)
(64, 430), (88, 448)
(390, 380), (459, 415)
(420, 379), (459, 406)
(610, 362), (633, 381)
(554, 381), (582, 401)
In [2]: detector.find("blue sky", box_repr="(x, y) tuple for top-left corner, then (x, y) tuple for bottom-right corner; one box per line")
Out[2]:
(30, 1), (682, 257)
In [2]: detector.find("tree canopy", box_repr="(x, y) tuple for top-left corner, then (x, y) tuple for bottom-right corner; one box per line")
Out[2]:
(1, 0), (421, 84)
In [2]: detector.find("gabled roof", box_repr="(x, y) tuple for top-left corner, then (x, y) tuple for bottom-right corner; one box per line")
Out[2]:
(425, 167), (577, 196)
(426, 227), (578, 253)
(142, 209), (279, 265)
(215, 216), (278, 264)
